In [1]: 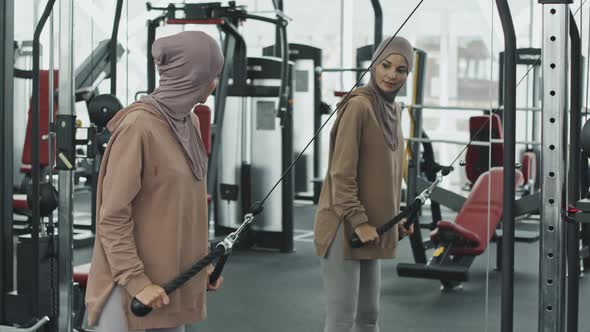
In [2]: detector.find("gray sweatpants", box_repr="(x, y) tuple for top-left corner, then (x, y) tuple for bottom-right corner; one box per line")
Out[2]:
(95, 287), (186, 332)
(320, 225), (381, 332)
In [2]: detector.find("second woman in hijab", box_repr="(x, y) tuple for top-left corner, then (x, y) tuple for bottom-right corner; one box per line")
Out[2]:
(314, 36), (415, 332)
(85, 30), (224, 332)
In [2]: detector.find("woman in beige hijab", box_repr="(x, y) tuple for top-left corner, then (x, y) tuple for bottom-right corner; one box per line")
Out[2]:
(85, 30), (224, 332)
(314, 36), (415, 332)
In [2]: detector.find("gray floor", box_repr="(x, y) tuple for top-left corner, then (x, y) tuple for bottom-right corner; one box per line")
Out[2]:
(71, 198), (590, 332)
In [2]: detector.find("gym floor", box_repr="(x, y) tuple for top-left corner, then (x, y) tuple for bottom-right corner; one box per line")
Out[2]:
(72, 194), (590, 332)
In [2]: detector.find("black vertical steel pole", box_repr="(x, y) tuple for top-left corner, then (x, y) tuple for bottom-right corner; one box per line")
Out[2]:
(146, 17), (163, 94)
(496, 0), (517, 331)
(407, 50), (428, 264)
(313, 49), (323, 203)
(208, 23), (236, 197)
(583, 223), (590, 271)
(110, 0), (123, 95)
(272, 0), (283, 57)
(0, 0), (14, 323)
(277, 17), (293, 252)
(370, 0), (382, 49)
(567, 11), (581, 332)
(282, 61), (294, 253)
(32, 0), (58, 319)
(499, 52), (505, 107)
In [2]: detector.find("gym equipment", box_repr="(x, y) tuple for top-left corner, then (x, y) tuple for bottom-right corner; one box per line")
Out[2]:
(465, 113), (537, 190)
(74, 39), (124, 102)
(520, 151), (537, 194)
(26, 182), (58, 218)
(582, 119), (590, 153)
(500, 47), (542, 192)
(465, 114), (503, 185)
(351, 176), (443, 248)
(13, 38), (124, 224)
(0, 0), (125, 329)
(566, 13), (584, 331)
(87, 93), (123, 128)
(0, 317), (49, 332)
(215, 56), (293, 251)
(262, 44), (328, 202)
(397, 168), (524, 289)
(404, 48), (542, 269)
(537, 6), (584, 330)
(355, 0), (382, 86)
(146, 2), (294, 252)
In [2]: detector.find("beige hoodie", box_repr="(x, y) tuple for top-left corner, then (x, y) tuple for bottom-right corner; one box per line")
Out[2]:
(85, 103), (209, 330)
(314, 90), (404, 260)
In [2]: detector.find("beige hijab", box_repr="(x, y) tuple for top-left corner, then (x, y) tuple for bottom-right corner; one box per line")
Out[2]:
(365, 36), (414, 151)
(140, 31), (224, 180)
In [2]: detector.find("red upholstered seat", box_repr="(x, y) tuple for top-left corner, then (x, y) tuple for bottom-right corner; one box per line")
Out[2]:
(430, 167), (523, 256)
(73, 263), (91, 288)
(465, 114), (504, 184)
(12, 194), (28, 210)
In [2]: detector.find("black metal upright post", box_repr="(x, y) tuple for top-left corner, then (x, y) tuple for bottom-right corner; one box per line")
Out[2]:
(266, 3), (292, 251)
(278, 19), (293, 253)
(110, 0), (123, 95)
(313, 51), (323, 203)
(0, 0), (14, 324)
(370, 0), (382, 49)
(208, 22), (237, 198)
(496, 0), (516, 331)
(146, 16), (164, 94)
(566, 10), (581, 332)
(407, 50), (428, 264)
(263, 43), (323, 204)
(31, 0), (57, 320)
(272, 0), (283, 57)
(355, 0), (382, 83)
(499, 53), (505, 107)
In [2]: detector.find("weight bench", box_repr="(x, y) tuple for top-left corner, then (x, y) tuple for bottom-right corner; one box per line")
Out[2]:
(397, 167), (523, 289)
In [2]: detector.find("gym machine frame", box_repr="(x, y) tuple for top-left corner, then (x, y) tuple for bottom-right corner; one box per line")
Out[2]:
(261, 43), (326, 203)
(1, 0), (125, 330)
(537, 1), (572, 331)
(0, 0), (15, 326)
(146, 2), (293, 252)
(402, 8), (542, 278)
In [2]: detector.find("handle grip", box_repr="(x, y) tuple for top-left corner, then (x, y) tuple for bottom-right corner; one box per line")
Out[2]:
(209, 254), (228, 285)
(130, 245), (227, 317)
(130, 298), (152, 317)
(350, 199), (423, 248)
(351, 233), (364, 248)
